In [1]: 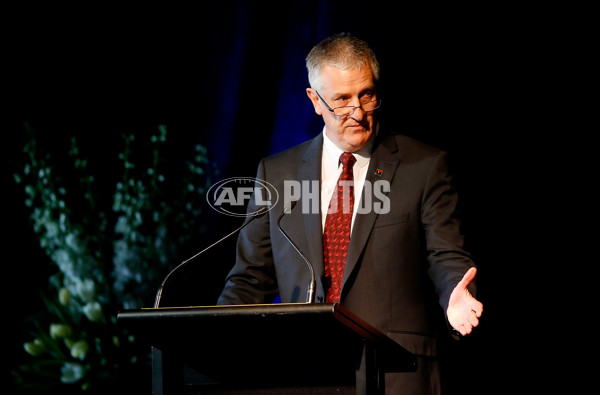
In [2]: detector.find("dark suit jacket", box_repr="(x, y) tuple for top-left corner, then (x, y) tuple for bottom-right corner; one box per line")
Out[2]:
(218, 131), (476, 394)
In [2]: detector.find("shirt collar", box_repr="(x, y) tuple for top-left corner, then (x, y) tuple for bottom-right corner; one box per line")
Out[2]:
(322, 126), (373, 169)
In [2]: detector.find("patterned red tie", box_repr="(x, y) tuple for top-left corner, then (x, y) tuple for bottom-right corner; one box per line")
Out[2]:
(323, 152), (356, 303)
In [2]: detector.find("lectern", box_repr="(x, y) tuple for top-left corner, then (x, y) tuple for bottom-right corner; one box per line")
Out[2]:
(117, 303), (416, 394)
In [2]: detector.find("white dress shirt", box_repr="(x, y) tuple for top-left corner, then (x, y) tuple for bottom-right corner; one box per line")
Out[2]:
(321, 128), (372, 234)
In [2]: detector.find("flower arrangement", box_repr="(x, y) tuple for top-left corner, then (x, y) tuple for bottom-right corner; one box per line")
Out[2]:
(12, 123), (217, 393)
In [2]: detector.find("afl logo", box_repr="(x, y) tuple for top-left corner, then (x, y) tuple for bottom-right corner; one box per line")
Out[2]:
(206, 177), (278, 217)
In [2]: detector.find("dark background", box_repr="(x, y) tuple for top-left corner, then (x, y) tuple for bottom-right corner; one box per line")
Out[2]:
(3, 2), (568, 394)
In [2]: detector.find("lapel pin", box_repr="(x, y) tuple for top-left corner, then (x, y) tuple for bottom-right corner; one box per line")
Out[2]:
(375, 168), (383, 178)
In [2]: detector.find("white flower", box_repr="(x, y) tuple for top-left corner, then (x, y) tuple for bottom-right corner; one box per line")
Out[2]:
(114, 216), (131, 234)
(58, 287), (71, 305)
(76, 279), (96, 302)
(59, 212), (67, 232)
(45, 221), (58, 239)
(50, 323), (72, 339)
(23, 339), (46, 356)
(60, 362), (85, 383)
(70, 340), (89, 360)
(53, 249), (71, 272)
(65, 233), (81, 253)
(82, 302), (103, 322)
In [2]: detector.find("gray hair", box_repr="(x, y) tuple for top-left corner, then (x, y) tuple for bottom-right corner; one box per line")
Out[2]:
(305, 33), (380, 90)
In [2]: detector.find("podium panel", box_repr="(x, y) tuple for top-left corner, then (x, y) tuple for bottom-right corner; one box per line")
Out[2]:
(118, 303), (416, 394)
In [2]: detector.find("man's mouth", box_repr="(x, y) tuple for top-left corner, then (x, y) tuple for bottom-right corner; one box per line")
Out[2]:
(347, 123), (368, 131)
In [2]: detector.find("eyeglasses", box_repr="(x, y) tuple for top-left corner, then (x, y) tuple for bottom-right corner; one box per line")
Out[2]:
(315, 90), (381, 117)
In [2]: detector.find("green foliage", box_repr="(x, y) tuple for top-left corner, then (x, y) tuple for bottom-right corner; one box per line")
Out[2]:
(13, 123), (218, 393)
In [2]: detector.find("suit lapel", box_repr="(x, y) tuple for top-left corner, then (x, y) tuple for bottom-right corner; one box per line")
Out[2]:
(297, 134), (325, 281)
(342, 135), (401, 291)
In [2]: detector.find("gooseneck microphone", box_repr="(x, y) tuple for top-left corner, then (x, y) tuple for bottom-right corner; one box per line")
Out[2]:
(277, 200), (316, 303)
(153, 206), (269, 308)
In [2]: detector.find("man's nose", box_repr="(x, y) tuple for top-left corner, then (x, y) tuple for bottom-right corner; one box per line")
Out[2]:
(350, 105), (365, 121)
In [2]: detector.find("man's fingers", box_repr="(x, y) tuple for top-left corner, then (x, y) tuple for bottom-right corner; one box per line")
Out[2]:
(468, 311), (480, 327)
(448, 268), (483, 336)
(472, 301), (484, 317)
(457, 267), (477, 290)
(455, 311), (479, 336)
(460, 322), (473, 336)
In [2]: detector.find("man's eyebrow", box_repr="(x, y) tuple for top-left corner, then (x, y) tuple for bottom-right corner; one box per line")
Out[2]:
(360, 86), (376, 95)
(331, 86), (376, 100)
(331, 92), (351, 100)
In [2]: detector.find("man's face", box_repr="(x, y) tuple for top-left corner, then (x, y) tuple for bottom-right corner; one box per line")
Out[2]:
(307, 64), (377, 153)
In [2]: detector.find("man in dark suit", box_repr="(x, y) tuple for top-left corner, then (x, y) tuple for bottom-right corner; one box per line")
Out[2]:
(217, 33), (483, 395)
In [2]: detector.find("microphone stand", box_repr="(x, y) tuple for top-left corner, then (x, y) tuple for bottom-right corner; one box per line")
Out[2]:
(277, 203), (316, 303)
(153, 207), (268, 308)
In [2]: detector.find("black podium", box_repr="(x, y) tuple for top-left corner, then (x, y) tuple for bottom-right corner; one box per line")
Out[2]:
(117, 303), (417, 394)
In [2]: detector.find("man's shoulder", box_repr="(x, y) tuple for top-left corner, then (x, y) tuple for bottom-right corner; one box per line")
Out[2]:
(263, 134), (322, 164)
(378, 131), (446, 158)
(259, 130), (446, 166)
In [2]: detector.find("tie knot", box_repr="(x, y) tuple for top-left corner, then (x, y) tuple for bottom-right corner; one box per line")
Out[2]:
(340, 152), (356, 169)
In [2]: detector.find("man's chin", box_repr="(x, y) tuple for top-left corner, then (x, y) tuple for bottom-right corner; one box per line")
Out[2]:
(344, 132), (373, 151)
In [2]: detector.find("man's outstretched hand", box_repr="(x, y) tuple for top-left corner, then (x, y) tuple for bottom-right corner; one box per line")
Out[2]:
(447, 267), (483, 336)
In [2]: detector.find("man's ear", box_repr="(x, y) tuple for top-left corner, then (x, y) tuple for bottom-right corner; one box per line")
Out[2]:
(306, 88), (322, 116)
